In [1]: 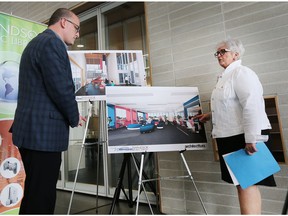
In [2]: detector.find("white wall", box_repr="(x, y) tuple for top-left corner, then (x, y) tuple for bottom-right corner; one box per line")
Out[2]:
(145, 2), (288, 214)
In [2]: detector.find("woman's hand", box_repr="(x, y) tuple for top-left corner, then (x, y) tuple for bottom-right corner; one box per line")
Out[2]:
(245, 143), (258, 155)
(195, 113), (211, 123)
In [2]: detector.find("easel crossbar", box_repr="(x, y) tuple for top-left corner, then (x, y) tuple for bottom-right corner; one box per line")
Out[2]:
(135, 151), (208, 215)
(142, 175), (191, 183)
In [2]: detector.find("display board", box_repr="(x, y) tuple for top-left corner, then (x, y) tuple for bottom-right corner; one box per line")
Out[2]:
(106, 86), (207, 154)
(68, 50), (147, 101)
(0, 12), (46, 214)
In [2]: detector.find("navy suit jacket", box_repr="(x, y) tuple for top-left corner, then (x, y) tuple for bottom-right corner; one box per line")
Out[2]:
(11, 29), (79, 152)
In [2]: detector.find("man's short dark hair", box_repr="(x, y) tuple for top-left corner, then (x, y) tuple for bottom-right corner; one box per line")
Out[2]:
(48, 8), (73, 26)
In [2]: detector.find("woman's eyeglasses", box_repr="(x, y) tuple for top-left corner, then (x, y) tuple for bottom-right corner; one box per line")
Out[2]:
(214, 49), (231, 57)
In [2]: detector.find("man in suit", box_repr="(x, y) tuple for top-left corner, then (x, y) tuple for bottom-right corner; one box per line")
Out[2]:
(10, 8), (86, 214)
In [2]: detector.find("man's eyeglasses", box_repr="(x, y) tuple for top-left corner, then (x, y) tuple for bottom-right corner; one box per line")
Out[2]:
(65, 18), (80, 33)
(214, 49), (231, 57)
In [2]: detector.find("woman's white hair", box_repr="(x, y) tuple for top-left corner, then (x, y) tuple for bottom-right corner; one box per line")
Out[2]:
(216, 38), (245, 59)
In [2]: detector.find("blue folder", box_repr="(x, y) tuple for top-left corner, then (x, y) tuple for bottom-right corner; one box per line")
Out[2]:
(223, 142), (281, 189)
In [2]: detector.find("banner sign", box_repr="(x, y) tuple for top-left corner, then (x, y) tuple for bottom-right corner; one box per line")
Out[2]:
(0, 12), (46, 214)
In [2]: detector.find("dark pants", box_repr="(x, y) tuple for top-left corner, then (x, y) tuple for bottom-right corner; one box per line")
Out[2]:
(216, 130), (276, 186)
(19, 148), (62, 214)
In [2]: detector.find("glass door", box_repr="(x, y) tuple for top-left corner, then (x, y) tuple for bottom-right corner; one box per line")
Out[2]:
(58, 2), (156, 205)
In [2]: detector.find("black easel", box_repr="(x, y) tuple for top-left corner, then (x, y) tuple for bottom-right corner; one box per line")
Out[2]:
(109, 153), (134, 214)
(282, 190), (288, 214)
(109, 153), (157, 214)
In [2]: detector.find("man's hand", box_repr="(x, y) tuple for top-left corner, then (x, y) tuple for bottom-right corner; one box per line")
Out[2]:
(78, 115), (87, 126)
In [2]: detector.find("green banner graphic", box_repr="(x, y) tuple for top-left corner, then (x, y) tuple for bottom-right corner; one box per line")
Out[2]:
(0, 12), (46, 214)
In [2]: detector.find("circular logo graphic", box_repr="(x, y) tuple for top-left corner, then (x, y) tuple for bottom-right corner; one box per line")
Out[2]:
(0, 157), (21, 178)
(0, 183), (23, 207)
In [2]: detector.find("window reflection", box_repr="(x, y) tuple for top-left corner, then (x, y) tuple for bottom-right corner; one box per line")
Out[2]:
(71, 16), (98, 50)
(104, 2), (146, 51)
(67, 102), (104, 187)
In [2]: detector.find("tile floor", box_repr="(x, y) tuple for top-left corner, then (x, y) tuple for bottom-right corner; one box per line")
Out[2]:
(54, 190), (162, 215)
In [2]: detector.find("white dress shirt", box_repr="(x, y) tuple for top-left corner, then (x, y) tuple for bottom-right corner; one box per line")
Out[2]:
(211, 60), (271, 143)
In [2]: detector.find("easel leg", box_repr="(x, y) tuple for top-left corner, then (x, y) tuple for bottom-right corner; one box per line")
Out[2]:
(109, 153), (133, 214)
(96, 140), (100, 213)
(132, 153), (154, 215)
(127, 155), (134, 207)
(109, 154), (127, 214)
(132, 153), (157, 196)
(180, 150), (208, 215)
(135, 153), (145, 215)
(67, 144), (85, 214)
(282, 190), (288, 214)
(67, 101), (93, 215)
